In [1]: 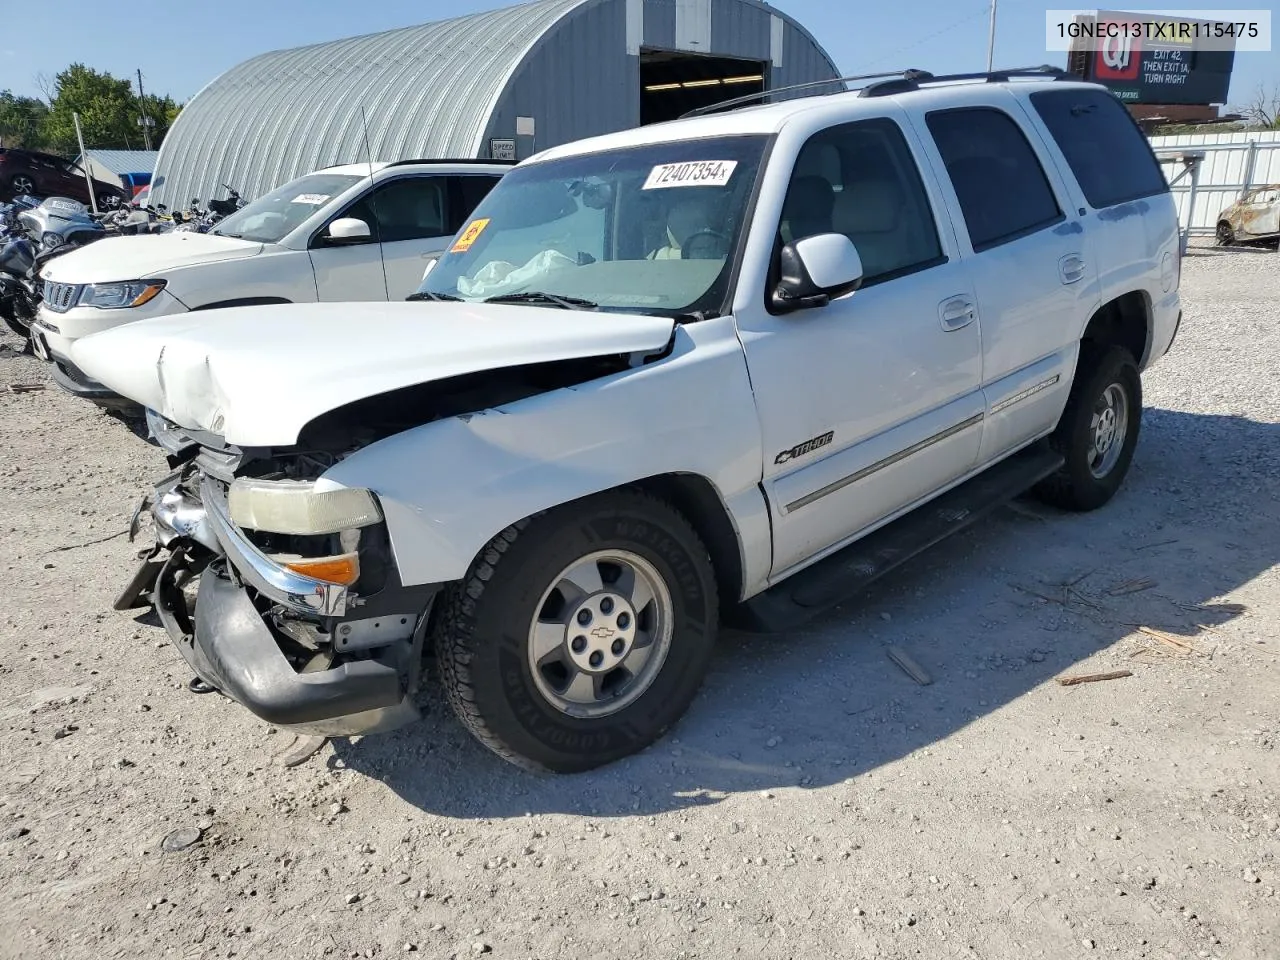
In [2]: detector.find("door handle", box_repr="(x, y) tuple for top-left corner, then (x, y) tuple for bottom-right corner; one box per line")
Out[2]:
(1059, 254), (1086, 284)
(938, 296), (976, 332)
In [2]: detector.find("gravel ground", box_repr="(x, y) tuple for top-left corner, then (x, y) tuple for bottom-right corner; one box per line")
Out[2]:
(2, 244), (1277, 960)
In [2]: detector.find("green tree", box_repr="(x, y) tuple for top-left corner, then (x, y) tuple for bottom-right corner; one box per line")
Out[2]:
(0, 91), (49, 148)
(38, 64), (180, 154)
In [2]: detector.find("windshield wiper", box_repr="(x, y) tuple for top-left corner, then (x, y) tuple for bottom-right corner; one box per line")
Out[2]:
(406, 291), (461, 302)
(484, 291), (598, 310)
(672, 310), (720, 323)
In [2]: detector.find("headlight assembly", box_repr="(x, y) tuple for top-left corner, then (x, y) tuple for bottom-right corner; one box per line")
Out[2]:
(228, 479), (383, 536)
(78, 280), (166, 309)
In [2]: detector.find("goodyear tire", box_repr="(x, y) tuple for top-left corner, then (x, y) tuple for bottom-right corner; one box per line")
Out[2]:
(434, 490), (719, 773)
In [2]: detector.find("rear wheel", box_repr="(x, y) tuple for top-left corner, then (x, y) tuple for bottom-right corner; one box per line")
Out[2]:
(10, 174), (35, 196)
(434, 490), (719, 773)
(1217, 221), (1235, 246)
(1034, 345), (1142, 512)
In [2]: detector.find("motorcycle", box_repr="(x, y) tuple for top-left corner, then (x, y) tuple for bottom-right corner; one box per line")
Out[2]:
(0, 233), (39, 344)
(18, 197), (106, 253)
(206, 184), (244, 218)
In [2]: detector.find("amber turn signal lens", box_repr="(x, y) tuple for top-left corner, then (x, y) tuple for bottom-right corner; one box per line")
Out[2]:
(131, 283), (166, 307)
(282, 552), (360, 586)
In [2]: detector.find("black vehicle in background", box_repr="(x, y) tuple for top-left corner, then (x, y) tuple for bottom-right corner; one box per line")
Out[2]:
(0, 147), (128, 209)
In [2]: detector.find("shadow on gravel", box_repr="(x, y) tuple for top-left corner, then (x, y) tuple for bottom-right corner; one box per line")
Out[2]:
(332, 410), (1279, 818)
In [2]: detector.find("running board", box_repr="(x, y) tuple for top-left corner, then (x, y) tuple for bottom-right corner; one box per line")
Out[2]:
(729, 444), (1064, 633)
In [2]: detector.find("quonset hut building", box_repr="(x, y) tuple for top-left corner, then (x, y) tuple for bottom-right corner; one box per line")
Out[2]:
(151, 0), (840, 207)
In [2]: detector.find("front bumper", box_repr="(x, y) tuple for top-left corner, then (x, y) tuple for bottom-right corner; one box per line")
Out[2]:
(33, 291), (186, 408)
(130, 472), (435, 737)
(43, 344), (137, 410)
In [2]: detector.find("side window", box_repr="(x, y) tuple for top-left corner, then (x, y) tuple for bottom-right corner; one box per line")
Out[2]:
(782, 118), (944, 284)
(1030, 89), (1168, 210)
(345, 177), (448, 243)
(926, 107), (1062, 253)
(450, 175), (501, 232)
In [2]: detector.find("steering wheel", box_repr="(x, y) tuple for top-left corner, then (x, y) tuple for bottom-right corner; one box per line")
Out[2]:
(681, 229), (729, 260)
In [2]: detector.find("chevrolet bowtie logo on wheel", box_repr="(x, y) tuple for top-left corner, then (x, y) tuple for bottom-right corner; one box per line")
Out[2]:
(590, 626), (614, 639)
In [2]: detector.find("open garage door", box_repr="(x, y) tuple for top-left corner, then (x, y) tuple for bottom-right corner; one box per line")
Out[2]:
(639, 50), (766, 125)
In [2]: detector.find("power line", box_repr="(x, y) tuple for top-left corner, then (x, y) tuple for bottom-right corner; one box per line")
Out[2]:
(860, 4), (994, 71)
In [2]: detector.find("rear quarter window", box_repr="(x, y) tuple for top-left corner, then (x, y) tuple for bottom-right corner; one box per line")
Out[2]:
(1030, 89), (1169, 210)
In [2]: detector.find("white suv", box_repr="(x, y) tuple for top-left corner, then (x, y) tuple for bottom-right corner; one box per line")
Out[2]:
(75, 67), (1181, 772)
(32, 160), (508, 406)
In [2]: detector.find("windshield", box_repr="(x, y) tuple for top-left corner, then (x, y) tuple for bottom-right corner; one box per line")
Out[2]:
(417, 136), (769, 316)
(211, 172), (361, 243)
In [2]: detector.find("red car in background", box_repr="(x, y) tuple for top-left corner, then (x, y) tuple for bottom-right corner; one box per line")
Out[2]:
(0, 147), (127, 208)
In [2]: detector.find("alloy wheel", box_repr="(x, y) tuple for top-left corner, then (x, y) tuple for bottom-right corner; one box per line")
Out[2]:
(527, 549), (674, 719)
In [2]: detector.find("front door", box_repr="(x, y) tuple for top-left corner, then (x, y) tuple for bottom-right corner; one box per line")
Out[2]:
(1242, 186), (1280, 238)
(734, 113), (985, 578)
(310, 175), (454, 302)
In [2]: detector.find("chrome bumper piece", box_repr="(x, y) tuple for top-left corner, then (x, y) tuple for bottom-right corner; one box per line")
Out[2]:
(150, 473), (349, 617)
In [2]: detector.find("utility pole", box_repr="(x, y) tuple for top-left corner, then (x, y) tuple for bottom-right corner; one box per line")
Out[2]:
(136, 68), (153, 150)
(985, 0), (998, 71)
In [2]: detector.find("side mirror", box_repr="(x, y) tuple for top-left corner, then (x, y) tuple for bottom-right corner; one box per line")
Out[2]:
(326, 217), (372, 244)
(771, 233), (864, 313)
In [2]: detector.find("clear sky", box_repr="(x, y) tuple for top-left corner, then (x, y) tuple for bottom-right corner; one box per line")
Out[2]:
(3, 0), (1276, 108)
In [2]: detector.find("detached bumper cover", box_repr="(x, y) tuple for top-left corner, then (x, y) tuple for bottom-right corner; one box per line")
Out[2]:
(153, 551), (419, 735)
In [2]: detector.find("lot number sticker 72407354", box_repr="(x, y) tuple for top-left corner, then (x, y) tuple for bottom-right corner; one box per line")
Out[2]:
(642, 160), (738, 190)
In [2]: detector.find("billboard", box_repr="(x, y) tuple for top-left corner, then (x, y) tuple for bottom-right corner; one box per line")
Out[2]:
(1065, 10), (1236, 105)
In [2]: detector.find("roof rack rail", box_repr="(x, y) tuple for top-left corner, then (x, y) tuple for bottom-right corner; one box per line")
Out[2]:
(859, 64), (1073, 98)
(679, 69), (933, 120)
(383, 157), (518, 168)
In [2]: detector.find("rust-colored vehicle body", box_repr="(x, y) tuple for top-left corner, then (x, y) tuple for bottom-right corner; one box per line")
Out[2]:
(1217, 185), (1280, 245)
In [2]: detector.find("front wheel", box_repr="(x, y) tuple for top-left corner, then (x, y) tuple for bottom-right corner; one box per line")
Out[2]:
(1034, 345), (1142, 512)
(434, 490), (720, 773)
(10, 174), (35, 196)
(1217, 221), (1235, 246)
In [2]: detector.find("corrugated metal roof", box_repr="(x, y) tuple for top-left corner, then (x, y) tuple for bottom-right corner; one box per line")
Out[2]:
(78, 149), (159, 176)
(152, 0), (588, 206)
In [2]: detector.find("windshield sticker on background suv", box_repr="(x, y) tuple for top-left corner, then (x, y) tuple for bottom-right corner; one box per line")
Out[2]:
(451, 218), (491, 252)
(642, 161), (738, 190)
(291, 193), (331, 204)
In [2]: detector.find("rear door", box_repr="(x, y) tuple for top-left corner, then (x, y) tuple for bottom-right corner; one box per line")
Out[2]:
(912, 93), (1094, 465)
(50, 157), (90, 201)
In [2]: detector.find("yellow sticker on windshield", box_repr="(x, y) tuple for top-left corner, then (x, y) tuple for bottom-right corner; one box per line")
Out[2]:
(451, 218), (490, 252)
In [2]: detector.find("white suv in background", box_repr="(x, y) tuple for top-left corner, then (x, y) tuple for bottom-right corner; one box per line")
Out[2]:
(33, 160), (508, 406)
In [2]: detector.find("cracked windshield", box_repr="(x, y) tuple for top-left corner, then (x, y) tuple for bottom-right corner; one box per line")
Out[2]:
(417, 136), (767, 315)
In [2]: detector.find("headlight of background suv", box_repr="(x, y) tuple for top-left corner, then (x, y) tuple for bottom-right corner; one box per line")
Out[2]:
(228, 479), (383, 536)
(77, 279), (166, 309)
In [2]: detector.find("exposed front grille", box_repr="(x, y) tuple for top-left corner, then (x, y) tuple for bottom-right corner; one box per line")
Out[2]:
(42, 281), (80, 313)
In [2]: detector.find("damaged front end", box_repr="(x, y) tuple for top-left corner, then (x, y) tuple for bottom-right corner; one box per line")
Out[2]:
(118, 409), (439, 737)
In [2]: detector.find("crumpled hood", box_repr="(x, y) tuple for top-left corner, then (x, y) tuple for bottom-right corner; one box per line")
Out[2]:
(38, 232), (264, 284)
(70, 301), (676, 446)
